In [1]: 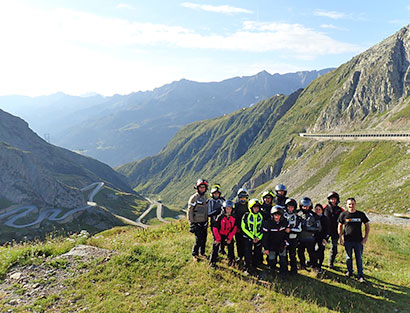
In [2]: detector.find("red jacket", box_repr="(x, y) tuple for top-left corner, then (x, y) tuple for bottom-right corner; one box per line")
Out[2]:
(212, 214), (237, 242)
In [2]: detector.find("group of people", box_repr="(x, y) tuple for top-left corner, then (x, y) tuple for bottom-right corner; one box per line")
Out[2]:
(187, 179), (370, 282)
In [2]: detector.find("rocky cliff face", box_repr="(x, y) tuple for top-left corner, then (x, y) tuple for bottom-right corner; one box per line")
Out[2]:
(0, 109), (132, 209)
(313, 25), (410, 131)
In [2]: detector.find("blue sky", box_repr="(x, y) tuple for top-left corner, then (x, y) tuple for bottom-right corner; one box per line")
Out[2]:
(0, 0), (409, 96)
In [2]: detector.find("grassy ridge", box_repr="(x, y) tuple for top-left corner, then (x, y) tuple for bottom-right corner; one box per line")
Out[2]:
(1, 221), (409, 312)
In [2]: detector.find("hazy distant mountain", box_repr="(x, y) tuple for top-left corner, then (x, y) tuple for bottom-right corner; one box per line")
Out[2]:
(0, 70), (332, 166)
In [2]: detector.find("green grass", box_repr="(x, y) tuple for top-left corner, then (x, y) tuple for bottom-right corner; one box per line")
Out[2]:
(1, 221), (409, 312)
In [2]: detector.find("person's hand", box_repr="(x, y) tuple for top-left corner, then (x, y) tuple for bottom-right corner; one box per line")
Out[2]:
(362, 237), (368, 245)
(339, 237), (344, 246)
(264, 250), (269, 255)
(215, 241), (221, 245)
(253, 238), (259, 243)
(322, 239), (327, 246)
(226, 240), (231, 244)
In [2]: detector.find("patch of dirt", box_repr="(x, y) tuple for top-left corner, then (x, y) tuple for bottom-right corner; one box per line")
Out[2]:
(0, 245), (112, 312)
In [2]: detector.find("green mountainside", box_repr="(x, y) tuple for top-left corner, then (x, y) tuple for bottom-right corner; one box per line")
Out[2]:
(118, 25), (410, 213)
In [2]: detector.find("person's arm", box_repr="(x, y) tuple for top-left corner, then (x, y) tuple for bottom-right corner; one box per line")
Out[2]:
(338, 222), (344, 246)
(362, 222), (370, 245)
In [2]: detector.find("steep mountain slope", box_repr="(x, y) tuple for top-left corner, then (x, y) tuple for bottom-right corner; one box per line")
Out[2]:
(118, 25), (410, 212)
(0, 70), (331, 166)
(0, 109), (151, 242)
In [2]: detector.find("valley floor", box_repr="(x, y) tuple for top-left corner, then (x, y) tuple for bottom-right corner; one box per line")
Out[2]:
(0, 220), (409, 313)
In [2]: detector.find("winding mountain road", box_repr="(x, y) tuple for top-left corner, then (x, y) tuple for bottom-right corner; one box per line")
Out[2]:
(0, 182), (104, 228)
(135, 199), (168, 227)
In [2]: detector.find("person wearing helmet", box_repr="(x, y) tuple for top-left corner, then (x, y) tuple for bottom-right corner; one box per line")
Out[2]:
(208, 184), (225, 228)
(241, 198), (264, 274)
(210, 200), (237, 268)
(233, 188), (249, 265)
(208, 184), (226, 254)
(284, 198), (302, 274)
(274, 184), (288, 206)
(297, 197), (321, 272)
(323, 191), (344, 269)
(261, 190), (275, 220)
(262, 205), (290, 276)
(187, 179), (209, 262)
(337, 198), (370, 283)
(314, 203), (329, 275)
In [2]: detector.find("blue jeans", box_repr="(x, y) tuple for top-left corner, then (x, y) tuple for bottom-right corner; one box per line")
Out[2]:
(344, 241), (363, 276)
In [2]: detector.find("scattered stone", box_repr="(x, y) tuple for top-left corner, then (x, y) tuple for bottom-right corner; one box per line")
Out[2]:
(10, 272), (22, 280)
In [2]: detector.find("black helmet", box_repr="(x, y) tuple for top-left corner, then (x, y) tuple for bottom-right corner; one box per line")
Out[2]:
(327, 191), (340, 205)
(299, 196), (312, 209)
(195, 179), (209, 190)
(223, 200), (234, 210)
(271, 205), (285, 215)
(275, 184), (287, 196)
(237, 188), (249, 199)
(285, 198), (297, 209)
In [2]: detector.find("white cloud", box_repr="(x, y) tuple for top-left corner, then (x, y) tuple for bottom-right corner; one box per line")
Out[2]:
(320, 24), (348, 31)
(181, 2), (253, 14)
(314, 9), (347, 20)
(116, 4), (136, 10)
(0, 2), (360, 96)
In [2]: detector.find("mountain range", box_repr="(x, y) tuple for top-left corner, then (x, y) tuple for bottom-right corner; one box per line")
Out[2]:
(118, 24), (410, 213)
(0, 69), (332, 166)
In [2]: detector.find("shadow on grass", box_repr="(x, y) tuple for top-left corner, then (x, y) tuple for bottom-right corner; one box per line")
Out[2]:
(212, 261), (410, 313)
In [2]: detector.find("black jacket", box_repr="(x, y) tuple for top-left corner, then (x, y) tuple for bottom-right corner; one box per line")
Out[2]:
(262, 216), (289, 252)
(323, 204), (344, 237)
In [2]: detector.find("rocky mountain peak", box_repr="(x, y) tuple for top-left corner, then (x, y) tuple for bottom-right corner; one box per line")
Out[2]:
(312, 24), (410, 131)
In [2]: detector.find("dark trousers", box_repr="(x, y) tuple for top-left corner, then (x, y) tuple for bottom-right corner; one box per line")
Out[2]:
(298, 240), (317, 268)
(316, 240), (325, 269)
(267, 249), (287, 274)
(287, 238), (298, 273)
(243, 237), (262, 269)
(235, 231), (245, 259)
(328, 235), (339, 266)
(210, 235), (234, 263)
(192, 224), (208, 256)
(345, 241), (364, 276)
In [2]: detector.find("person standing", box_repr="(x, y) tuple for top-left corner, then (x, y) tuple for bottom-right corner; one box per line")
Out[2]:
(323, 191), (344, 268)
(233, 188), (249, 265)
(210, 200), (237, 268)
(284, 198), (302, 274)
(262, 205), (290, 276)
(208, 184), (225, 228)
(274, 184), (288, 206)
(241, 198), (264, 274)
(188, 179), (209, 262)
(338, 198), (370, 283)
(297, 197), (321, 272)
(260, 190), (274, 220)
(314, 203), (329, 275)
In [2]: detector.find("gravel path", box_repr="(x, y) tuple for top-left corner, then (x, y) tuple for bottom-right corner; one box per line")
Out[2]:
(367, 212), (410, 225)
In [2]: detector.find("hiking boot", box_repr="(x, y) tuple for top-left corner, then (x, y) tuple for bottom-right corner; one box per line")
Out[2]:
(345, 271), (353, 278)
(358, 276), (365, 283)
(193, 256), (199, 262)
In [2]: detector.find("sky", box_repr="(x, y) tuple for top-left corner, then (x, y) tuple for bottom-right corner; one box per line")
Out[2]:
(0, 0), (409, 97)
